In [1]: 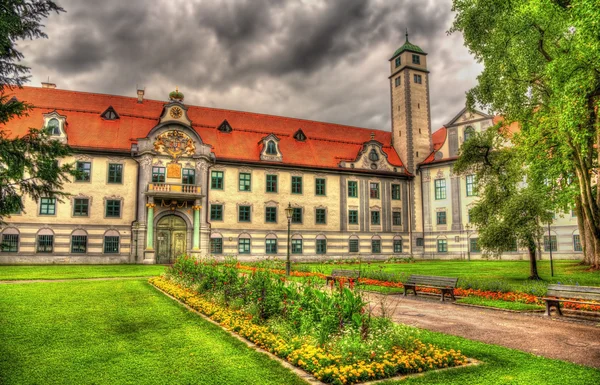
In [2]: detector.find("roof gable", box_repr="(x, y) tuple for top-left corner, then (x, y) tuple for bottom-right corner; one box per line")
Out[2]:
(445, 107), (492, 127)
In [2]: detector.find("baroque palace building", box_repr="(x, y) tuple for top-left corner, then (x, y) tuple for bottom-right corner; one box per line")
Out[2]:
(0, 37), (582, 264)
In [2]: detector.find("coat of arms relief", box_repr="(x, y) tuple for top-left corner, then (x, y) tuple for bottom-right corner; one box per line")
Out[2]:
(153, 130), (196, 178)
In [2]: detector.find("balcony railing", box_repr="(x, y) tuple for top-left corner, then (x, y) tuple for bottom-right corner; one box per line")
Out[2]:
(147, 183), (201, 195)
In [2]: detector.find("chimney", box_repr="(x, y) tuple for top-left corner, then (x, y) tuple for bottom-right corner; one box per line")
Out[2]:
(41, 82), (56, 89)
(137, 87), (145, 103)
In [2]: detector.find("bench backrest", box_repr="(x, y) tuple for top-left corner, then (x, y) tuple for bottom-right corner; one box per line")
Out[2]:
(546, 284), (600, 302)
(331, 269), (360, 279)
(406, 274), (458, 288)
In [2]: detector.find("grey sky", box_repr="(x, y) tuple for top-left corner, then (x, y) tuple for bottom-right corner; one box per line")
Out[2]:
(19, 0), (482, 132)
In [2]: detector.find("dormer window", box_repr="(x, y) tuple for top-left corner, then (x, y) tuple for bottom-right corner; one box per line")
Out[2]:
(369, 149), (379, 162)
(218, 120), (232, 133)
(260, 134), (282, 162)
(293, 129), (306, 141)
(266, 140), (277, 155)
(101, 106), (119, 120)
(47, 118), (60, 135)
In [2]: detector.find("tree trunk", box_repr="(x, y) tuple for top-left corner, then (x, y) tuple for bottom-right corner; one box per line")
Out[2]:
(527, 238), (541, 280)
(575, 198), (592, 265)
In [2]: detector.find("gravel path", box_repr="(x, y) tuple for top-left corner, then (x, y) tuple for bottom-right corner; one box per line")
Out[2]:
(365, 293), (600, 369)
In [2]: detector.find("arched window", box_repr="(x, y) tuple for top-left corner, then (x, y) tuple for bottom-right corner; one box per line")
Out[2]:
(368, 149), (379, 162)
(349, 235), (359, 253)
(464, 126), (475, 142)
(71, 229), (88, 254)
(266, 140), (277, 155)
(104, 230), (120, 254)
(48, 118), (60, 135)
(1, 228), (19, 252)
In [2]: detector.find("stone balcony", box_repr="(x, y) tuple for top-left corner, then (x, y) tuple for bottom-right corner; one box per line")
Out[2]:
(146, 183), (203, 199)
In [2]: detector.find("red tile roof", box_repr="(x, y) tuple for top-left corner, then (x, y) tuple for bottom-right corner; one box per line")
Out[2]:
(421, 126), (446, 164)
(3, 86), (407, 173)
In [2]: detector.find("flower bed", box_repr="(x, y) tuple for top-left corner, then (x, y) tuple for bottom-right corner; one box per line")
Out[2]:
(236, 265), (600, 312)
(150, 276), (468, 385)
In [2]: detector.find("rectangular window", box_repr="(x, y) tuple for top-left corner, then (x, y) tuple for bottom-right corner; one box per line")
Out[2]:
(573, 235), (582, 252)
(434, 179), (446, 200)
(316, 239), (327, 254)
(348, 181), (358, 197)
(75, 161), (91, 182)
(73, 198), (89, 217)
(466, 175), (476, 197)
(182, 168), (195, 185)
(370, 182), (380, 199)
(210, 205), (223, 221)
(393, 239), (403, 253)
(437, 239), (448, 253)
(416, 238), (424, 247)
(107, 163), (123, 183)
(239, 172), (251, 191)
(291, 176), (303, 194)
(470, 238), (481, 252)
(315, 178), (326, 196)
(392, 184), (401, 200)
(292, 208), (302, 224)
(210, 238), (223, 254)
(1, 234), (18, 252)
(412, 54), (420, 64)
(105, 200), (121, 218)
(371, 211), (380, 225)
(544, 236), (557, 252)
(395, 57), (401, 67)
(348, 210), (358, 225)
(349, 239), (359, 253)
(393, 212), (402, 226)
(152, 166), (166, 183)
(315, 208), (326, 224)
(265, 207), (277, 223)
(238, 206), (251, 222)
(71, 235), (87, 253)
(414, 74), (422, 84)
(266, 174), (278, 193)
(37, 235), (53, 253)
(211, 171), (224, 190)
(265, 239), (277, 254)
(371, 240), (381, 253)
(39, 198), (56, 215)
(571, 209), (577, 218)
(436, 211), (447, 225)
(238, 238), (250, 254)
(104, 236), (119, 254)
(292, 239), (303, 254)
(394, 77), (401, 87)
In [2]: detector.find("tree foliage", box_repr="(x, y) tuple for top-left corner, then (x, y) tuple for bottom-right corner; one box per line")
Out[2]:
(0, 0), (69, 224)
(451, 0), (600, 268)
(454, 128), (552, 279)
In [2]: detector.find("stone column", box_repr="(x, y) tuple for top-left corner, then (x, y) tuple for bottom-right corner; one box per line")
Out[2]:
(143, 197), (156, 263)
(192, 199), (201, 250)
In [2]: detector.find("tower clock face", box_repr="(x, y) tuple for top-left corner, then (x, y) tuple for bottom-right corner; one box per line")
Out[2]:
(170, 107), (183, 119)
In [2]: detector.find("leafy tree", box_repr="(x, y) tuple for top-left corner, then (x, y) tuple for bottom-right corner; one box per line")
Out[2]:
(454, 128), (552, 280)
(0, 1), (70, 223)
(451, 0), (600, 268)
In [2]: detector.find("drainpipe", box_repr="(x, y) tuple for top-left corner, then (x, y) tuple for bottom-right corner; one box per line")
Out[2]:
(419, 167), (426, 259)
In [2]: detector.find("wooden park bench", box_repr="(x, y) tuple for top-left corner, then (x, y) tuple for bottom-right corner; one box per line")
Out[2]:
(543, 284), (600, 316)
(403, 275), (459, 302)
(325, 269), (360, 286)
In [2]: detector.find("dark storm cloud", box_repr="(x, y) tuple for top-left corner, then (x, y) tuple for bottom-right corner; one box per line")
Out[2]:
(21, 0), (482, 131)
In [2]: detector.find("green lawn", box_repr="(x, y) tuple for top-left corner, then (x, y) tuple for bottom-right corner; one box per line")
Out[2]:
(383, 328), (600, 385)
(300, 260), (600, 294)
(0, 279), (306, 385)
(455, 296), (544, 311)
(0, 264), (167, 280)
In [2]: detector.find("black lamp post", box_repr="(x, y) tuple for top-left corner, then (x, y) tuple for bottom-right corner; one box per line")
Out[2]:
(548, 221), (554, 277)
(285, 203), (294, 276)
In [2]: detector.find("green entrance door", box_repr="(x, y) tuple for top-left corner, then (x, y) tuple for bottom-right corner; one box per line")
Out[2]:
(156, 215), (187, 264)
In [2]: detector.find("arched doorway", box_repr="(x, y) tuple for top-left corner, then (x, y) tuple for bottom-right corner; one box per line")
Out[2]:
(156, 215), (187, 264)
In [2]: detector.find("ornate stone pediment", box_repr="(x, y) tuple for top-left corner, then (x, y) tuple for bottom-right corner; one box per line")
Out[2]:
(339, 140), (402, 173)
(259, 134), (283, 162)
